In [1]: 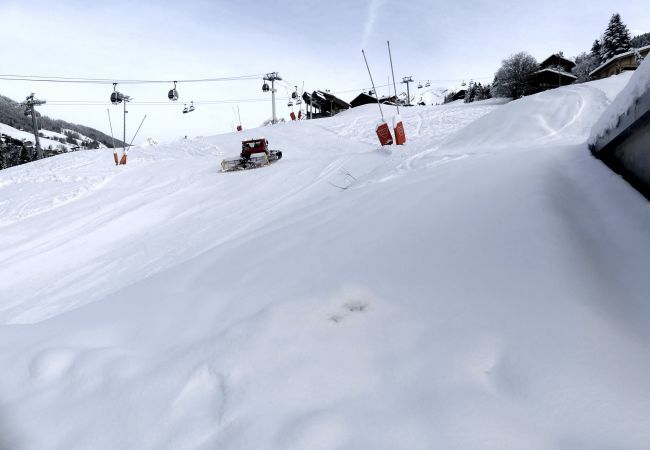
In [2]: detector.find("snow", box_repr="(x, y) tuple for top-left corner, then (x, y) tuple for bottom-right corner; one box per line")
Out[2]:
(2, 74), (650, 450)
(0, 123), (106, 151)
(415, 86), (449, 105)
(589, 58), (650, 147)
(0, 122), (67, 150)
(533, 68), (577, 79)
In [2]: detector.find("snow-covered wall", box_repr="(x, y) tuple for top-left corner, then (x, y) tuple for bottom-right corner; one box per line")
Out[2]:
(589, 59), (650, 198)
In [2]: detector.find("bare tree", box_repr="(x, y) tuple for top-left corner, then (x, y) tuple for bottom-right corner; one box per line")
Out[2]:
(492, 52), (539, 99)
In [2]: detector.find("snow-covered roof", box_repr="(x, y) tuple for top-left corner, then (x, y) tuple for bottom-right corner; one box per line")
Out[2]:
(540, 54), (576, 68)
(533, 68), (577, 79)
(589, 45), (650, 77)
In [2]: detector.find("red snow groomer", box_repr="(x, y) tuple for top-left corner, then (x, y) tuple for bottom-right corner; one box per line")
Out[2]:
(220, 137), (283, 172)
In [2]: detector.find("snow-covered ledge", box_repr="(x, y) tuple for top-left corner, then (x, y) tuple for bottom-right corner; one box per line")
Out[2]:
(589, 58), (650, 198)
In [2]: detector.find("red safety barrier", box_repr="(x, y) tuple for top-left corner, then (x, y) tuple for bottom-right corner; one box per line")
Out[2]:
(376, 121), (393, 146)
(393, 114), (406, 145)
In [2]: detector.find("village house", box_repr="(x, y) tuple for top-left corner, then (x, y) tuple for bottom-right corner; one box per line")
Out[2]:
(528, 54), (577, 94)
(589, 45), (650, 80)
(303, 91), (351, 118)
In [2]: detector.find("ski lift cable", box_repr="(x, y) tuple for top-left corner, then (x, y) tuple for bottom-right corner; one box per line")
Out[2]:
(0, 73), (266, 85)
(43, 98), (275, 106)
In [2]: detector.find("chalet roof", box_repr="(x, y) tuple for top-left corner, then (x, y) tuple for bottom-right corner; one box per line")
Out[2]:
(589, 45), (650, 77)
(350, 92), (377, 107)
(532, 68), (577, 79)
(308, 90), (351, 110)
(540, 54), (576, 69)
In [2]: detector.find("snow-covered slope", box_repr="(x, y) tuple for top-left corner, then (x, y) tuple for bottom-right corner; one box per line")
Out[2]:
(414, 85), (449, 105)
(1, 76), (650, 450)
(0, 122), (67, 150)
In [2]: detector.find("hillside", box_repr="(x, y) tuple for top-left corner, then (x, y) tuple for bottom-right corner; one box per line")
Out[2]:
(0, 93), (125, 150)
(1, 72), (650, 450)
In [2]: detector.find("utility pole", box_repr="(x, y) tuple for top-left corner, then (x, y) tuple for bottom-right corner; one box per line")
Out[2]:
(23, 93), (46, 159)
(263, 72), (282, 124)
(401, 76), (414, 105)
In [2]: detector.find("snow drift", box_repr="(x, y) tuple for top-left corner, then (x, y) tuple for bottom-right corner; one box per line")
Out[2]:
(1, 75), (650, 450)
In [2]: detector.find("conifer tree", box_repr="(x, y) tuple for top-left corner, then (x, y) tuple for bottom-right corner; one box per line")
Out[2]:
(590, 39), (601, 58)
(599, 13), (632, 62)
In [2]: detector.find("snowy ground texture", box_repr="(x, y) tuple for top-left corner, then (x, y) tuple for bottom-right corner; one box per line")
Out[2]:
(1, 73), (650, 450)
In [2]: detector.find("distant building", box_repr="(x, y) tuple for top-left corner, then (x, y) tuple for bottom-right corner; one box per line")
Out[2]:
(528, 54), (577, 94)
(450, 90), (466, 101)
(303, 91), (351, 118)
(589, 45), (650, 80)
(350, 92), (377, 108)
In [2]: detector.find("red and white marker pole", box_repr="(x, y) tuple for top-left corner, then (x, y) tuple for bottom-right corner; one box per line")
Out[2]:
(362, 49), (393, 146)
(388, 41), (406, 145)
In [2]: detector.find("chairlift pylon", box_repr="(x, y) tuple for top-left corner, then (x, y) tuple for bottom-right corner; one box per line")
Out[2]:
(168, 81), (179, 101)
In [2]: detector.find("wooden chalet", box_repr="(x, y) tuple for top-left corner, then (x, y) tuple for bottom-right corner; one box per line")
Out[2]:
(350, 92), (377, 108)
(303, 91), (351, 119)
(589, 45), (650, 80)
(528, 54), (577, 94)
(450, 90), (466, 101)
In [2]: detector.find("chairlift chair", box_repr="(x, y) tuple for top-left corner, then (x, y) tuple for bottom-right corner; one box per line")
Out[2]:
(188, 101), (195, 112)
(168, 81), (179, 101)
(287, 100), (293, 107)
(110, 91), (124, 105)
(262, 82), (270, 92)
(418, 83), (423, 89)
(425, 80), (430, 87)
(110, 83), (124, 105)
(182, 104), (189, 114)
(461, 80), (467, 87)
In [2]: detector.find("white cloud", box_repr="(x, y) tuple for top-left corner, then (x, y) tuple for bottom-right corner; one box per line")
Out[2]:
(362, 0), (386, 48)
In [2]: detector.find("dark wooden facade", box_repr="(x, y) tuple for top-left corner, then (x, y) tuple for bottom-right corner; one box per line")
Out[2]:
(303, 91), (351, 119)
(528, 54), (577, 94)
(590, 82), (650, 199)
(589, 45), (650, 80)
(350, 92), (377, 108)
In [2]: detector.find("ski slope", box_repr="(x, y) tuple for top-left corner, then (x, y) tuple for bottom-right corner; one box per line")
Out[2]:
(1, 73), (650, 450)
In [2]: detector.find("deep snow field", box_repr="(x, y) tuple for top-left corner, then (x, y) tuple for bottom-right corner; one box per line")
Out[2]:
(1, 71), (650, 450)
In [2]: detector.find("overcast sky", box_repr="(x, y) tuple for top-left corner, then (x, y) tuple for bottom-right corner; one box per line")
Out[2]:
(1, 0), (648, 143)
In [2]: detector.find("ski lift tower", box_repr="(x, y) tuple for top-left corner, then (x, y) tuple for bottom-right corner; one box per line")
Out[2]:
(263, 72), (282, 124)
(23, 93), (46, 159)
(401, 76), (414, 106)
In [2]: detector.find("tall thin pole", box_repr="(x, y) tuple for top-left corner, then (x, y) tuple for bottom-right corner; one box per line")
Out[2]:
(123, 99), (127, 153)
(107, 109), (115, 150)
(362, 49), (385, 121)
(31, 111), (42, 159)
(25, 93), (45, 159)
(128, 115), (147, 148)
(271, 78), (277, 124)
(387, 41), (400, 114)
